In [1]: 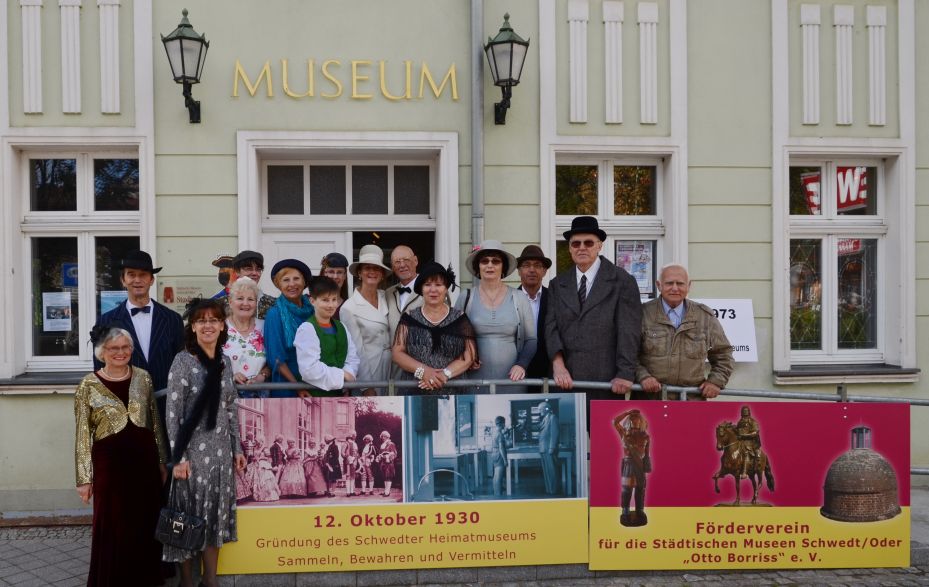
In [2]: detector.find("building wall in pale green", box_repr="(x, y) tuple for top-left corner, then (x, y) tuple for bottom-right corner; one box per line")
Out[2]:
(0, 394), (84, 511)
(787, 0), (900, 138)
(7, 0), (136, 126)
(554, 0), (671, 137)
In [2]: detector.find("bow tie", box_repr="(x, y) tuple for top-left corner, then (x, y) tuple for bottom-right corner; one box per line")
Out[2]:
(397, 287), (412, 294)
(130, 306), (151, 316)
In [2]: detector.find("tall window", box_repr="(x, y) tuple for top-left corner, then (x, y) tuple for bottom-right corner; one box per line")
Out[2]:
(787, 159), (886, 364)
(555, 158), (665, 298)
(22, 153), (140, 370)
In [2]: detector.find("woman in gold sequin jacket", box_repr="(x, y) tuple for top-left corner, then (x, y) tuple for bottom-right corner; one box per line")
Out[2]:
(74, 325), (168, 586)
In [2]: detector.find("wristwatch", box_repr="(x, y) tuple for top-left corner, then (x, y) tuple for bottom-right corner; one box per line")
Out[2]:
(442, 368), (453, 379)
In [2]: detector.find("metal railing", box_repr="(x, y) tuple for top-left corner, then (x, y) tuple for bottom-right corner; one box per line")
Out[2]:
(152, 377), (929, 475)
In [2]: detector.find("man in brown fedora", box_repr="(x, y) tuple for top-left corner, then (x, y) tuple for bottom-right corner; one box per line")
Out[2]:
(545, 217), (642, 408)
(516, 245), (553, 386)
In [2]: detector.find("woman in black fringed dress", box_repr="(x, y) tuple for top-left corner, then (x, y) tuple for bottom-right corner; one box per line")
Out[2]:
(391, 262), (477, 395)
(74, 326), (167, 587)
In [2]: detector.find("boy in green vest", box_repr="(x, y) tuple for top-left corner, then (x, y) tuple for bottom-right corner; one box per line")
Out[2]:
(294, 276), (359, 396)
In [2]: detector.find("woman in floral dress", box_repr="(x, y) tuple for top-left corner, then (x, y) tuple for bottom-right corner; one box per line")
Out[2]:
(222, 277), (270, 398)
(278, 439), (307, 497)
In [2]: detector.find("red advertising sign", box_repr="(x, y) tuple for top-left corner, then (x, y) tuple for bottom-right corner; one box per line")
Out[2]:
(800, 172), (821, 215)
(836, 166), (868, 212)
(837, 238), (862, 256)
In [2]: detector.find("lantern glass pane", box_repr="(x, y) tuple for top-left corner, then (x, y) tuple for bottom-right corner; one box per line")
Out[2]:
(511, 43), (528, 82)
(484, 47), (500, 84)
(491, 43), (514, 82)
(164, 39), (183, 80)
(181, 39), (202, 80)
(195, 43), (208, 81)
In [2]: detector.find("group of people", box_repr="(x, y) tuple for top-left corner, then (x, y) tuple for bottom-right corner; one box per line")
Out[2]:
(73, 213), (736, 586)
(234, 430), (398, 502)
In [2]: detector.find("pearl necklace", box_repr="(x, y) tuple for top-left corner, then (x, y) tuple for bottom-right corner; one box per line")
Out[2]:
(423, 305), (450, 325)
(100, 366), (130, 381)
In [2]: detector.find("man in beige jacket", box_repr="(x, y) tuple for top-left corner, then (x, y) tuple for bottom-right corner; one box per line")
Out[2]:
(635, 264), (734, 400)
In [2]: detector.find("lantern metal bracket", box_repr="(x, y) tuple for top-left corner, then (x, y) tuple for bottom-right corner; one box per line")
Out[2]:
(182, 81), (201, 124)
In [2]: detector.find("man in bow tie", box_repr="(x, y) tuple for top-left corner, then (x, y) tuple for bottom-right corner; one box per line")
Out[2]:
(386, 245), (422, 338)
(634, 264), (733, 400)
(94, 250), (184, 396)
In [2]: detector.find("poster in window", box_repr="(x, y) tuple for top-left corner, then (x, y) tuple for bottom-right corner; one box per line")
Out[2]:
(615, 240), (655, 294)
(42, 292), (72, 332)
(100, 290), (128, 314)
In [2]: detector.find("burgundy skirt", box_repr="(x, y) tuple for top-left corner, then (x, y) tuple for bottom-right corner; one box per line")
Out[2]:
(87, 422), (164, 587)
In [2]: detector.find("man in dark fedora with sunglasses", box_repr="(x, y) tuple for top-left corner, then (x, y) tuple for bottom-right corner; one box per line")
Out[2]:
(93, 249), (184, 395)
(545, 216), (642, 408)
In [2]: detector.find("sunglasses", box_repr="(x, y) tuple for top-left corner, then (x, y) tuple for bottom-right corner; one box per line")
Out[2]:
(569, 239), (598, 249)
(479, 257), (503, 265)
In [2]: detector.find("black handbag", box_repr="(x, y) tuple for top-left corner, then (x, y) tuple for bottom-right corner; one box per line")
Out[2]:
(155, 478), (206, 551)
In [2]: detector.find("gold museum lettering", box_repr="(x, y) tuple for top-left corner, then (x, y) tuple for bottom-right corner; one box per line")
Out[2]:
(232, 59), (459, 101)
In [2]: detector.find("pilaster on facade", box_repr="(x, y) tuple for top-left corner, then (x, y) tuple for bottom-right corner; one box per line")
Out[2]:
(568, 0), (589, 124)
(98, 0), (120, 114)
(20, 0), (43, 114)
(834, 5), (854, 125)
(637, 2), (658, 125)
(867, 5), (887, 126)
(59, 0), (81, 114)
(800, 4), (820, 125)
(603, 1), (623, 124)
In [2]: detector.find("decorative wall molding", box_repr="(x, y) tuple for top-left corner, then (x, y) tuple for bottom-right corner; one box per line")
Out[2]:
(20, 0), (43, 114)
(638, 2), (658, 124)
(834, 5), (854, 125)
(568, 0), (589, 123)
(867, 5), (886, 126)
(603, 1), (624, 124)
(800, 4), (820, 125)
(98, 0), (120, 113)
(59, 0), (81, 114)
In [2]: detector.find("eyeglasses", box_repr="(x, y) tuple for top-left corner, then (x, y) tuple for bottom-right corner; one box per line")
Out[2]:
(479, 257), (503, 266)
(104, 345), (132, 353)
(519, 261), (546, 270)
(194, 318), (223, 326)
(569, 239), (598, 249)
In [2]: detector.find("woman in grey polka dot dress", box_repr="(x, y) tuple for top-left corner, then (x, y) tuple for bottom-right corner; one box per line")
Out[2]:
(164, 299), (246, 587)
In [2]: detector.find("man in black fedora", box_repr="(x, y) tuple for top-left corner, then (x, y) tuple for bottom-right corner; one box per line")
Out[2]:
(516, 245), (553, 388)
(94, 249), (184, 395)
(545, 216), (642, 408)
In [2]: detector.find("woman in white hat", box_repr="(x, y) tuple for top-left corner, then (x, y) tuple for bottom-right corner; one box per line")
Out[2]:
(454, 240), (537, 393)
(339, 244), (392, 395)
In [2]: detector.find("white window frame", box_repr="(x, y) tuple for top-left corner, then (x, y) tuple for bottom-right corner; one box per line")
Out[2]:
(237, 131), (459, 267)
(549, 151), (683, 295)
(19, 150), (142, 372)
(262, 158), (436, 226)
(773, 147), (916, 378)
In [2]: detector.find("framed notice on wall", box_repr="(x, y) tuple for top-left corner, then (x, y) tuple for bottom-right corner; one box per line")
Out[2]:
(615, 240), (655, 295)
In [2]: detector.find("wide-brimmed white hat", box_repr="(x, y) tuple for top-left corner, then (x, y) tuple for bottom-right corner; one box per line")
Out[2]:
(465, 239), (518, 278)
(348, 244), (392, 278)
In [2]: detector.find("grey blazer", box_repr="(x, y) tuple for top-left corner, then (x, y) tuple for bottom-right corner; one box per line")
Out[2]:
(544, 256), (642, 400)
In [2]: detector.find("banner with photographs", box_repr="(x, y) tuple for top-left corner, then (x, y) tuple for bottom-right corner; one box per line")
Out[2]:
(218, 393), (589, 574)
(588, 401), (909, 570)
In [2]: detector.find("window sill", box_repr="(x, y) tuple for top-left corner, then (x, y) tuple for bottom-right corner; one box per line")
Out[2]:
(774, 364), (920, 385)
(0, 372), (85, 395)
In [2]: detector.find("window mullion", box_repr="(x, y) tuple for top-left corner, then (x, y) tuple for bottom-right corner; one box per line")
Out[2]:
(303, 164), (311, 217)
(599, 160), (611, 218)
(822, 235), (838, 355)
(387, 163), (395, 215)
(345, 165), (353, 214)
(77, 233), (96, 361)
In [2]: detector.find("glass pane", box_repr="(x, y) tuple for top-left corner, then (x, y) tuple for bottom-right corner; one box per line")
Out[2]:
(309, 166), (345, 214)
(837, 238), (878, 349)
(613, 166), (656, 215)
(836, 166), (878, 215)
(30, 159), (77, 211)
(556, 165), (598, 215)
(394, 166), (430, 214)
(95, 236), (138, 316)
(94, 159), (140, 211)
(352, 166), (388, 214)
(555, 240), (572, 274)
(789, 166), (822, 216)
(31, 237), (79, 356)
(789, 239), (822, 350)
(267, 165), (304, 215)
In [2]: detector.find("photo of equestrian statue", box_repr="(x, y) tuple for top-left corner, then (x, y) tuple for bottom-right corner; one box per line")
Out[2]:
(713, 406), (775, 506)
